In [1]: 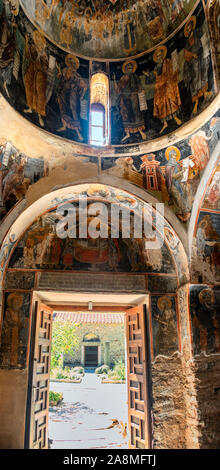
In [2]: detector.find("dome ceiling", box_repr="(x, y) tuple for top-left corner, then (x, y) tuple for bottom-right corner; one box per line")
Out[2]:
(20, 0), (198, 59)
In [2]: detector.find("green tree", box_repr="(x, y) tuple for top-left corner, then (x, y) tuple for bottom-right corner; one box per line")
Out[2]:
(51, 321), (79, 369)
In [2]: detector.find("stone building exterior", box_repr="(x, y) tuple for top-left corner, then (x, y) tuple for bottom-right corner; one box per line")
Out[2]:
(53, 312), (125, 368)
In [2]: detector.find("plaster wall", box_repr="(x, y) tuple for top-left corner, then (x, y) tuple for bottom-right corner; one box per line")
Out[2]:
(0, 368), (28, 449)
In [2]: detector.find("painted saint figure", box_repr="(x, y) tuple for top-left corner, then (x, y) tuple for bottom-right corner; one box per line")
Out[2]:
(154, 296), (177, 356)
(113, 60), (147, 142)
(164, 146), (191, 222)
(1, 293), (28, 368)
(0, 9), (17, 97)
(57, 54), (87, 142)
(183, 16), (213, 115)
(143, 45), (182, 134)
(23, 31), (49, 127)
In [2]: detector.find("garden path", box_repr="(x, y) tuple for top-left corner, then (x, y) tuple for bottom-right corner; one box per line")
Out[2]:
(49, 372), (128, 449)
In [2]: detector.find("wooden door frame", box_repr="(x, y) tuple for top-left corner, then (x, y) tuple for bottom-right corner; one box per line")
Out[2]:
(25, 293), (152, 449)
(25, 294), (53, 449)
(125, 304), (152, 449)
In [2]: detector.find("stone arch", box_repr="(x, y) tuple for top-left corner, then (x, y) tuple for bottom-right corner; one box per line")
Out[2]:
(0, 182), (198, 449)
(207, 0), (220, 88)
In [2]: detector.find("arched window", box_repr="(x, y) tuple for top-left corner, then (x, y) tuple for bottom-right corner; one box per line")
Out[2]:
(90, 73), (109, 146)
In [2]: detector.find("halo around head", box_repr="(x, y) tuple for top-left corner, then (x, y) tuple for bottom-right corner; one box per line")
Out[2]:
(33, 30), (46, 50)
(184, 16), (197, 37)
(157, 296), (172, 311)
(153, 45), (167, 63)
(65, 54), (80, 70)
(165, 146), (181, 162)
(122, 60), (137, 74)
(7, 293), (23, 308)
(199, 288), (215, 305)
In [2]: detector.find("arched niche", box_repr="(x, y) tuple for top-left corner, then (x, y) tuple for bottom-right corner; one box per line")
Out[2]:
(0, 182), (197, 449)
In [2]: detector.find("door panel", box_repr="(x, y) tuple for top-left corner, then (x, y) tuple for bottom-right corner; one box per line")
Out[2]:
(29, 302), (53, 449)
(125, 305), (150, 449)
(85, 346), (98, 367)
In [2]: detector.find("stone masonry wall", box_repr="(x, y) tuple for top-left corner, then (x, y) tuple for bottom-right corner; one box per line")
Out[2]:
(193, 353), (220, 449)
(64, 323), (126, 367)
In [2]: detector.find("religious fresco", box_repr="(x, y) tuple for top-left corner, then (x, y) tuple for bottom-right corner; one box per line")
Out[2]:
(208, 0), (220, 85)
(0, 139), (46, 220)
(102, 109), (220, 222)
(0, 291), (31, 369)
(110, 2), (216, 144)
(190, 285), (220, 355)
(8, 202), (176, 274)
(0, 183), (188, 286)
(191, 151), (220, 283)
(0, 0), (90, 143)
(150, 294), (179, 357)
(0, 0), (217, 146)
(20, 0), (197, 60)
(193, 211), (220, 282)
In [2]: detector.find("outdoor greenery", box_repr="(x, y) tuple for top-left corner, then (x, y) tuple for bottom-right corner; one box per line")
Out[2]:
(95, 364), (110, 375)
(49, 391), (63, 406)
(50, 366), (84, 381)
(96, 360), (126, 382)
(51, 321), (79, 369)
(108, 360), (126, 381)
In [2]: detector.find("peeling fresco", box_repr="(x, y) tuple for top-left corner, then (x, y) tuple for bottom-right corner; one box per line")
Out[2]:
(0, 0), (217, 146)
(190, 285), (220, 355)
(20, 0), (198, 59)
(0, 291), (31, 369)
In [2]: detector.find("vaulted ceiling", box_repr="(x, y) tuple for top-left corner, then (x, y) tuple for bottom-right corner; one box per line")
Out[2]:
(20, 0), (198, 59)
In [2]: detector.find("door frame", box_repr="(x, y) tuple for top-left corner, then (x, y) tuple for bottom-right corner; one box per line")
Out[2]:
(25, 292), (152, 449)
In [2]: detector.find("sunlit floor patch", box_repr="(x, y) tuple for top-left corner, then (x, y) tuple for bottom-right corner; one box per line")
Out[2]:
(49, 372), (128, 449)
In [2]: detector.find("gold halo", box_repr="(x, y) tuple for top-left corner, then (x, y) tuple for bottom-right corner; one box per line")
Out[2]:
(165, 146), (181, 162)
(122, 60), (137, 74)
(7, 293), (23, 308)
(199, 288), (215, 305)
(33, 30), (46, 50)
(9, 0), (19, 16)
(65, 54), (80, 70)
(157, 296), (172, 311)
(153, 45), (167, 63)
(184, 16), (197, 37)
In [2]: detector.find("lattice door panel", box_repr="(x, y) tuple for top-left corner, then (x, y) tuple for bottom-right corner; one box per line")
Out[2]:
(125, 305), (149, 449)
(30, 302), (53, 449)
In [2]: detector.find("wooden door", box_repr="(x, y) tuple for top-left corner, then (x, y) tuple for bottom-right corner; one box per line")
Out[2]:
(85, 346), (98, 367)
(29, 302), (53, 449)
(125, 305), (150, 449)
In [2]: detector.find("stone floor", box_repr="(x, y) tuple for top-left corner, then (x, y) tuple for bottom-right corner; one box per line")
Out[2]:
(49, 372), (129, 449)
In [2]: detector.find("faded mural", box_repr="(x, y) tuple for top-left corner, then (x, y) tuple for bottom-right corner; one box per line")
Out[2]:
(20, 0), (198, 59)
(102, 109), (220, 222)
(191, 155), (220, 283)
(190, 286), (220, 355)
(8, 186), (177, 274)
(0, 139), (46, 220)
(150, 294), (179, 357)
(0, 291), (31, 369)
(0, 107), (219, 227)
(0, 0), (217, 145)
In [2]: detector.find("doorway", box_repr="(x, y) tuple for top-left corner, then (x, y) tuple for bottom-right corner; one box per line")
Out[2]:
(84, 346), (98, 367)
(25, 292), (151, 450)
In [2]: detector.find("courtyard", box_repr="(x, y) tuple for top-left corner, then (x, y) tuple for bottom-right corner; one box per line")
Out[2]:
(49, 371), (128, 449)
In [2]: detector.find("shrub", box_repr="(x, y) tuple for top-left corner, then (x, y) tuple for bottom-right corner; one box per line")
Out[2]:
(95, 364), (110, 375)
(49, 391), (63, 405)
(72, 366), (85, 376)
(108, 360), (126, 381)
(50, 366), (80, 381)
